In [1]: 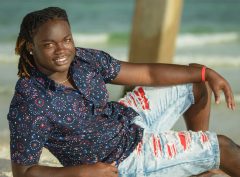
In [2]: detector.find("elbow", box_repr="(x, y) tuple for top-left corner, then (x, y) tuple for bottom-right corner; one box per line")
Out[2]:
(12, 162), (36, 177)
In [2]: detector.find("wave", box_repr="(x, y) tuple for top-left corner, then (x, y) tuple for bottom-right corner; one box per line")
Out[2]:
(72, 32), (240, 46)
(174, 56), (240, 67)
(177, 32), (239, 47)
(234, 94), (240, 104)
(1, 32), (239, 47)
(0, 54), (18, 64)
(0, 86), (14, 95)
(218, 94), (240, 105)
(73, 33), (109, 45)
(0, 32), (240, 66)
(1, 54), (240, 68)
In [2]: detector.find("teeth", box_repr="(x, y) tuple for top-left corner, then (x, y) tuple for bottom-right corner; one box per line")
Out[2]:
(56, 57), (66, 62)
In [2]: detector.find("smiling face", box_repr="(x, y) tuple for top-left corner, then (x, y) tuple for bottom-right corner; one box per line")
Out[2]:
(30, 19), (75, 79)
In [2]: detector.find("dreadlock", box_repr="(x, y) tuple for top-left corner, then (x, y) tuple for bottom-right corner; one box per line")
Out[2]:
(15, 7), (70, 78)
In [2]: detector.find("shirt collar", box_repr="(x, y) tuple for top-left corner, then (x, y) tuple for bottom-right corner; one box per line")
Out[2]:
(29, 57), (77, 91)
(29, 66), (56, 91)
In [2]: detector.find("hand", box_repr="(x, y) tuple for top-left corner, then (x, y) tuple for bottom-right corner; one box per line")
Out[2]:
(78, 162), (118, 177)
(206, 67), (236, 110)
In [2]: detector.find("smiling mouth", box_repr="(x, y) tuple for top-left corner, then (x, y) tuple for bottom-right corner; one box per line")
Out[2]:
(54, 56), (68, 65)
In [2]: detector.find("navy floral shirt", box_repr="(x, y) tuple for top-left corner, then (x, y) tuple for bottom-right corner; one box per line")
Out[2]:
(8, 47), (143, 166)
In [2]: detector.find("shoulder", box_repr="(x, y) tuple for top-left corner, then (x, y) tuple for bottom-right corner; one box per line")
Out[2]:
(8, 77), (48, 121)
(74, 47), (113, 65)
(13, 77), (40, 104)
(75, 47), (107, 57)
(15, 77), (34, 94)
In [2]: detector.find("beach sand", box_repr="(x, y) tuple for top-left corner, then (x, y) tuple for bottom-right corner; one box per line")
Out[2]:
(0, 62), (239, 177)
(0, 143), (61, 177)
(0, 70), (239, 177)
(0, 144), (230, 177)
(1, 102), (238, 177)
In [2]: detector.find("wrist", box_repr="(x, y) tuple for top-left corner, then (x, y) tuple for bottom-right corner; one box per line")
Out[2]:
(204, 67), (212, 82)
(201, 66), (207, 82)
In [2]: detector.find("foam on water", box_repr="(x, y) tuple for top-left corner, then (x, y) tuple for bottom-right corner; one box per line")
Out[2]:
(176, 32), (239, 47)
(174, 56), (240, 67)
(73, 33), (109, 45)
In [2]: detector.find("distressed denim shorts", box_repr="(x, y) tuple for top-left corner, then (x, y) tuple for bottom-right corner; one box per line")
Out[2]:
(118, 84), (220, 177)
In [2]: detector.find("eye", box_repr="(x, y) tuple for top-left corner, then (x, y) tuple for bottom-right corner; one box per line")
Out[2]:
(64, 38), (72, 43)
(43, 43), (54, 48)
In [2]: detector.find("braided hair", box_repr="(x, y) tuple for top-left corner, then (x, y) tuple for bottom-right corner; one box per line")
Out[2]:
(15, 7), (70, 77)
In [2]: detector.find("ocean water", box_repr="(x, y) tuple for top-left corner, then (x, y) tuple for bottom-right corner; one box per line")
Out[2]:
(0, 0), (240, 137)
(0, 0), (240, 59)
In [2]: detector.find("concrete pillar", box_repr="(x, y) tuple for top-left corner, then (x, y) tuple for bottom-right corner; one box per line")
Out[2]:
(129, 0), (183, 64)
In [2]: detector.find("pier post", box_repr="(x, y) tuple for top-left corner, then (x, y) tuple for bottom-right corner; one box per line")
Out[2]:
(129, 0), (183, 64)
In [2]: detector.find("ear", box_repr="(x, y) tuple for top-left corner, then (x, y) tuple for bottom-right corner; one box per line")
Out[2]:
(26, 42), (34, 54)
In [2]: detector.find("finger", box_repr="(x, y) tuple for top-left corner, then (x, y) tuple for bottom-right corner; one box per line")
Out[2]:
(213, 89), (221, 104)
(108, 165), (118, 176)
(230, 100), (236, 110)
(111, 161), (116, 166)
(107, 163), (118, 171)
(112, 168), (118, 174)
(232, 97), (236, 110)
(222, 85), (236, 110)
(110, 171), (118, 177)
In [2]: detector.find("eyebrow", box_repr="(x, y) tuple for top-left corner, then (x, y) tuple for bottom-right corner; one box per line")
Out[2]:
(40, 34), (72, 42)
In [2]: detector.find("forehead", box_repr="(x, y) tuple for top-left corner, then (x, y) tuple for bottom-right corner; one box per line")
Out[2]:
(33, 19), (71, 42)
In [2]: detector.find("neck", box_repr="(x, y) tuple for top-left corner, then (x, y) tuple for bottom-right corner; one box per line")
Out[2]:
(47, 71), (70, 84)
(55, 75), (70, 84)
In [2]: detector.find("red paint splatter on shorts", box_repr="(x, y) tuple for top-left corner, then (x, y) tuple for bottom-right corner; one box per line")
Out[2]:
(201, 132), (209, 143)
(178, 132), (192, 151)
(178, 132), (191, 151)
(130, 95), (138, 107)
(152, 135), (158, 156)
(119, 100), (127, 107)
(134, 87), (150, 110)
(157, 138), (162, 156)
(178, 133), (187, 150)
(136, 140), (143, 155)
(167, 143), (177, 158)
(152, 135), (163, 157)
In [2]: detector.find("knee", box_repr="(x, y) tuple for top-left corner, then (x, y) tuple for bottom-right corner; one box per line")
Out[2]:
(192, 82), (209, 104)
(217, 135), (233, 150)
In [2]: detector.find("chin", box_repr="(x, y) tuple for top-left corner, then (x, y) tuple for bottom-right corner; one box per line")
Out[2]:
(55, 65), (70, 73)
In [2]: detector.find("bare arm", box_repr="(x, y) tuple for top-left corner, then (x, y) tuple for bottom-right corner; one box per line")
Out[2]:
(111, 61), (235, 110)
(12, 162), (118, 177)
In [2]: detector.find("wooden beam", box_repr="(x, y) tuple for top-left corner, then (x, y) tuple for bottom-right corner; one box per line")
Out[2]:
(129, 0), (183, 64)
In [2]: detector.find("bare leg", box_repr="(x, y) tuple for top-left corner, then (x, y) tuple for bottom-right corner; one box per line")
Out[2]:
(183, 63), (212, 131)
(184, 69), (225, 177)
(183, 81), (212, 131)
(185, 64), (227, 176)
(218, 135), (240, 176)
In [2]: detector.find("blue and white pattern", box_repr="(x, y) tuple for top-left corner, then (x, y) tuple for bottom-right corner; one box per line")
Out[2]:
(8, 47), (143, 166)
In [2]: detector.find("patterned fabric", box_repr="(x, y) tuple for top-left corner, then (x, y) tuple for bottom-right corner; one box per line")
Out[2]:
(8, 47), (143, 166)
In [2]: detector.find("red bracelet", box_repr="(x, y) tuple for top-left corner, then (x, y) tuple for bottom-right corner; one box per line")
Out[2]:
(201, 66), (206, 82)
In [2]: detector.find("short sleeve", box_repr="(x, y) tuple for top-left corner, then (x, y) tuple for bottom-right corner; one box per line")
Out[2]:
(7, 88), (51, 165)
(76, 48), (121, 83)
(95, 50), (121, 83)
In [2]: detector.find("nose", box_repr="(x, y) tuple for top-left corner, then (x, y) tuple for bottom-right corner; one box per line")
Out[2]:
(55, 42), (65, 55)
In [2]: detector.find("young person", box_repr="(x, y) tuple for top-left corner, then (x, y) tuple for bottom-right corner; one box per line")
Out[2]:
(8, 7), (240, 177)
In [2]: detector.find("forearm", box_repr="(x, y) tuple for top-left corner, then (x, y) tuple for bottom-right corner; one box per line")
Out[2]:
(113, 62), (208, 86)
(148, 63), (206, 86)
(13, 164), (84, 177)
(114, 61), (235, 109)
(29, 165), (82, 177)
(13, 162), (118, 177)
